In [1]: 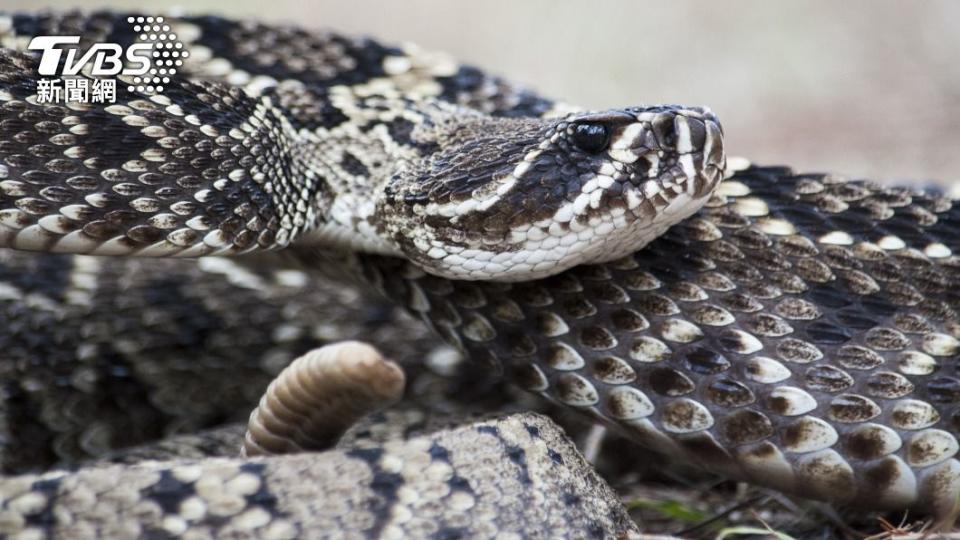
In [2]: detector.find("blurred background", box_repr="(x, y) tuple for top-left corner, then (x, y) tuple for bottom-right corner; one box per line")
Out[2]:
(5, 0), (960, 185)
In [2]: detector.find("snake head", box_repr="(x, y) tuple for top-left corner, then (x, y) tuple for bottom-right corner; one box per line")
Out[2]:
(377, 105), (725, 281)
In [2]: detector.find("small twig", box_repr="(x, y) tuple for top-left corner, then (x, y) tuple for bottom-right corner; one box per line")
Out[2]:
(671, 495), (766, 537)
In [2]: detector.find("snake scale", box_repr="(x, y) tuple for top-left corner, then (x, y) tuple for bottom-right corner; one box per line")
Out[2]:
(0, 10), (959, 537)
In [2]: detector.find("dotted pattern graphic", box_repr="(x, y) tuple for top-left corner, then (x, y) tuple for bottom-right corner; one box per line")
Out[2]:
(125, 16), (188, 94)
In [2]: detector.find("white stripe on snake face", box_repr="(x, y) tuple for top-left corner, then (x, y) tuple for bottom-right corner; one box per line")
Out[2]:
(704, 123), (720, 172)
(675, 115), (693, 153)
(420, 184), (709, 281)
(680, 153), (697, 181)
(610, 123), (645, 150)
(432, 150), (539, 219)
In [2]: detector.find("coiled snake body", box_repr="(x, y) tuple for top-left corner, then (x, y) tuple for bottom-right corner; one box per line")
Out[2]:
(1, 11), (959, 535)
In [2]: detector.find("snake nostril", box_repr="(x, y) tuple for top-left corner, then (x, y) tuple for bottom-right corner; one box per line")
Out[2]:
(651, 112), (677, 149)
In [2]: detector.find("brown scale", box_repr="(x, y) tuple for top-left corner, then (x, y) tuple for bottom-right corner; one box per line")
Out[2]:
(363, 164), (960, 514)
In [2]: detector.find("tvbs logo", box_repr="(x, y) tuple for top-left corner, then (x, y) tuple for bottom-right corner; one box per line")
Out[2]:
(28, 36), (153, 77)
(27, 16), (187, 104)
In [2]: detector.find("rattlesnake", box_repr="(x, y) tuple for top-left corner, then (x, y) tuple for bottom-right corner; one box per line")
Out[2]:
(1, 11), (959, 537)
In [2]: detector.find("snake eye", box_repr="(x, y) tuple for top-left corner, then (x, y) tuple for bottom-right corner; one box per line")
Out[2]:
(572, 123), (611, 154)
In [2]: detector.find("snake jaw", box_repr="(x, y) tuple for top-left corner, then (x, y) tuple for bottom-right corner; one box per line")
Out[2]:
(378, 105), (726, 282)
